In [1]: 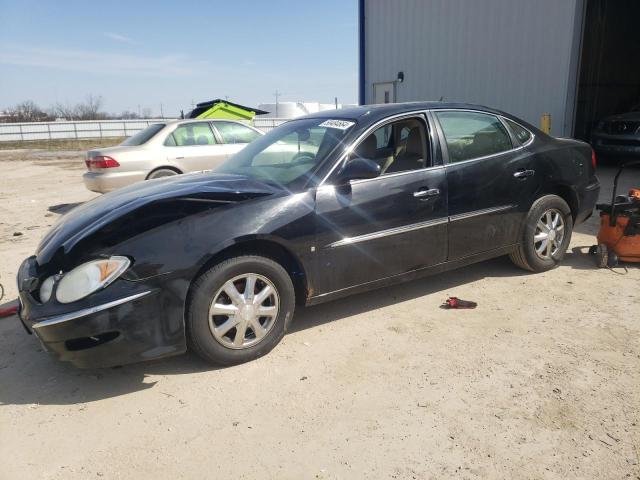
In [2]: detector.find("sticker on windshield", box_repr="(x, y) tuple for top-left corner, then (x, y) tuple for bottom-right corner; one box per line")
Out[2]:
(319, 119), (355, 130)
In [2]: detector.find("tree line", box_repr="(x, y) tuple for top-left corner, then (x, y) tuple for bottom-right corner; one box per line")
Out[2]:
(1, 96), (155, 122)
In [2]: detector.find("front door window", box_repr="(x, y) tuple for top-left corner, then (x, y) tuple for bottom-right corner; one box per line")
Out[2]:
(349, 117), (428, 174)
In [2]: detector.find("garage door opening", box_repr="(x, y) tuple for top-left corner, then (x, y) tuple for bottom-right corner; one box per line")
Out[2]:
(574, 0), (640, 140)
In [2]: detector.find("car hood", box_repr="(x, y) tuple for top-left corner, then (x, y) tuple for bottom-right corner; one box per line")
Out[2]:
(36, 173), (282, 266)
(602, 112), (640, 122)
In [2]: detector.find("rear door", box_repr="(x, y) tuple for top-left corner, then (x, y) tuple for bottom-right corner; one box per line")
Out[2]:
(211, 121), (262, 159)
(314, 114), (448, 295)
(433, 110), (539, 260)
(164, 122), (227, 171)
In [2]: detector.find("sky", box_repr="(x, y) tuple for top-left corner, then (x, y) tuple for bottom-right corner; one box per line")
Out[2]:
(0, 0), (358, 116)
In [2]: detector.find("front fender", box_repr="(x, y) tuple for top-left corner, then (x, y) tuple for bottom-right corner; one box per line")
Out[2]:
(115, 191), (317, 284)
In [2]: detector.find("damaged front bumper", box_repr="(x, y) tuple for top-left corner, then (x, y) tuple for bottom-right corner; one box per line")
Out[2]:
(17, 257), (187, 368)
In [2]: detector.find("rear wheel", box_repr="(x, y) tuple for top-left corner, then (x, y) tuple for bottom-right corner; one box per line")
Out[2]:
(187, 255), (295, 366)
(510, 195), (573, 272)
(147, 168), (179, 180)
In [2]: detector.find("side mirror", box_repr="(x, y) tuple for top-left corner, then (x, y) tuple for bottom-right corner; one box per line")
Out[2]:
(336, 158), (381, 184)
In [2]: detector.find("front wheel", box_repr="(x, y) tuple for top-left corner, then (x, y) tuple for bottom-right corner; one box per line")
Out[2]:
(509, 195), (573, 272)
(187, 255), (295, 366)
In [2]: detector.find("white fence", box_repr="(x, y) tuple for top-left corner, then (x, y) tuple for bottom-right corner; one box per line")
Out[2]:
(252, 117), (289, 132)
(0, 118), (290, 142)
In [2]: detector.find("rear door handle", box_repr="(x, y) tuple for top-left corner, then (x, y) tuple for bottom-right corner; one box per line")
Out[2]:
(413, 188), (440, 198)
(513, 169), (535, 179)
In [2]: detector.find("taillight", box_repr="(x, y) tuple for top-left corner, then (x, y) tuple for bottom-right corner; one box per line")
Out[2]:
(86, 155), (120, 169)
(591, 149), (597, 170)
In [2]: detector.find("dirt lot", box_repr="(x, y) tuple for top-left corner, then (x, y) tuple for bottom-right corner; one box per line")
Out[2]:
(0, 150), (638, 479)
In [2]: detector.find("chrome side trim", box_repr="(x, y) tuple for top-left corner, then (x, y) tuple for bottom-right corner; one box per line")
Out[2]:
(32, 291), (152, 329)
(449, 204), (515, 222)
(445, 146), (525, 166)
(327, 217), (448, 248)
(349, 165), (445, 186)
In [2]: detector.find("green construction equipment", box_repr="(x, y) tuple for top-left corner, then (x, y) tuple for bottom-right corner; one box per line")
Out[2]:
(186, 99), (269, 120)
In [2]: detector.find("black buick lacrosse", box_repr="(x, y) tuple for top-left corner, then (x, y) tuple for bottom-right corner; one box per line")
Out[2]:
(16, 102), (600, 367)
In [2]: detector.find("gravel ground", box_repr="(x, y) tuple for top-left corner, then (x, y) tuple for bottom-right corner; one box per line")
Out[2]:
(0, 150), (638, 479)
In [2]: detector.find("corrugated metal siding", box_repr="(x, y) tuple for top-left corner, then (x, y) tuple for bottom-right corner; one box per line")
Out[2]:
(364, 0), (581, 136)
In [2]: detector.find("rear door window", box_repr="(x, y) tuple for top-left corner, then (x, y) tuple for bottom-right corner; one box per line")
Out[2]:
(435, 111), (513, 163)
(166, 123), (217, 146)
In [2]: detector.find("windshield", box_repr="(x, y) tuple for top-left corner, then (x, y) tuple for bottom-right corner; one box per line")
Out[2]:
(215, 118), (355, 188)
(120, 123), (166, 146)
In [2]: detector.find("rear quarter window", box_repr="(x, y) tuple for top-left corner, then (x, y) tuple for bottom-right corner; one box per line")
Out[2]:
(504, 118), (533, 145)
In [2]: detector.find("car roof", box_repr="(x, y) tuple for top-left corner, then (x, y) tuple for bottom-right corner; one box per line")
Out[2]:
(303, 101), (510, 122)
(163, 118), (253, 127)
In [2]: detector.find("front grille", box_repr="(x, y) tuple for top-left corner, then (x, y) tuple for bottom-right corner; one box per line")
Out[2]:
(603, 121), (640, 135)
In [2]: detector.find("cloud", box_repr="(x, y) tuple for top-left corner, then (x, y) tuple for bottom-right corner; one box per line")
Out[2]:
(104, 32), (135, 44)
(0, 45), (213, 77)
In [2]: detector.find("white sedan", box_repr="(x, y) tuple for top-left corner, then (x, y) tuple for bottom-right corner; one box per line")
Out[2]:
(83, 119), (263, 193)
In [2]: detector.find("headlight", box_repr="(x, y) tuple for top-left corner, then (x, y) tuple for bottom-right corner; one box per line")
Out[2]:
(56, 256), (130, 304)
(39, 275), (56, 303)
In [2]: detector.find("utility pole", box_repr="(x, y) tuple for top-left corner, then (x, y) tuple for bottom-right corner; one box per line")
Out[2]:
(274, 90), (281, 117)
(160, 103), (164, 119)
(335, 97), (338, 109)
(137, 104), (141, 117)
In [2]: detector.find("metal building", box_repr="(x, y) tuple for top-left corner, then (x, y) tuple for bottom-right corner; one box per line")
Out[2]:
(359, 0), (640, 138)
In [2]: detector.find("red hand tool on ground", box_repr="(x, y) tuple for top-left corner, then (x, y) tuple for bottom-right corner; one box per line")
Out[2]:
(442, 297), (478, 309)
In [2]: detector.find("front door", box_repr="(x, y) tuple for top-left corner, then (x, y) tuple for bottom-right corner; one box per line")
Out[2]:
(433, 110), (540, 260)
(314, 115), (448, 295)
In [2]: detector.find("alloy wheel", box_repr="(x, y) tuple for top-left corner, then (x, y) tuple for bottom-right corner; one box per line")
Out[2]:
(533, 208), (565, 260)
(208, 273), (280, 350)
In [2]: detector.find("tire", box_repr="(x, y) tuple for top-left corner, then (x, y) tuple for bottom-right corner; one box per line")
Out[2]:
(509, 195), (573, 272)
(187, 255), (295, 366)
(147, 168), (179, 180)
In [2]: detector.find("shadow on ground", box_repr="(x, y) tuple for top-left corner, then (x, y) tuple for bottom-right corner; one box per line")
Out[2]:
(48, 202), (84, 215)
(1, 255), (535, 407)
(1, 165), (633, 406)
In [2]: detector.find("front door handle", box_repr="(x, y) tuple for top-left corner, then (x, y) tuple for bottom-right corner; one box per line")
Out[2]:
(513, 169), (535, 179)
(413, 188), (440, 198)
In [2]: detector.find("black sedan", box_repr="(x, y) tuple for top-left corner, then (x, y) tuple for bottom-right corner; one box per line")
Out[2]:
(16, 102), (600, 368)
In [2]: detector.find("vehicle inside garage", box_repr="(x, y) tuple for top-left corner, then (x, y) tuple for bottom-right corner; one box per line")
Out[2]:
(574, 0), (640, 140)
